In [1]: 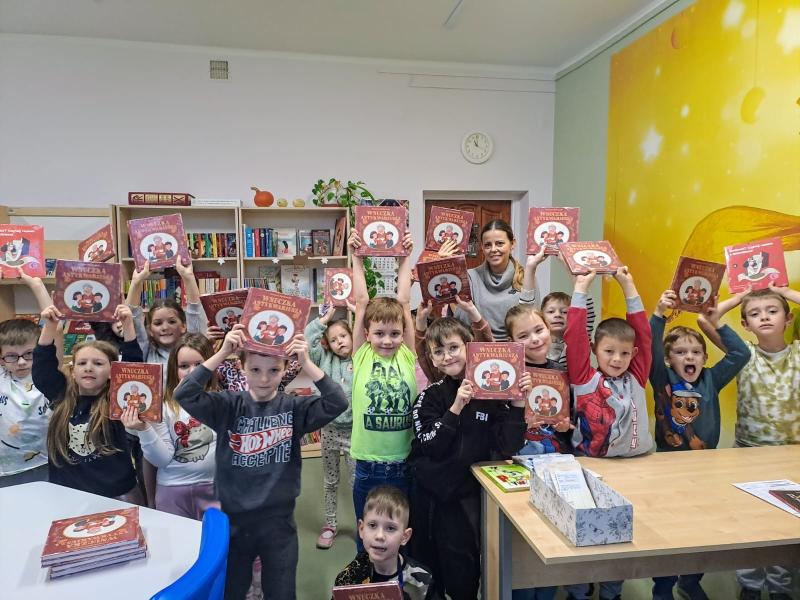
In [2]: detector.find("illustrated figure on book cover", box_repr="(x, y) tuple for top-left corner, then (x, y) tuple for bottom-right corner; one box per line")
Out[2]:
(679, 277), (710, 306)
(365, 222), (399, 250)
(433, 222), (463, 246)
(428, 275), (460, 301)
(142, 233), (178, 262)
(329, 275), (351, 299)
(65, 281), (109, 314)
(535, 223), (568, 250)
(116, 382), (151, 412)
(741, 252), (779, 283)
(64, 514), (126, 538)
(83, 241), (108, 262)
(218, 308), (242, 333)
(575, 250), (611, 268)
(1, 238), (30, 267)
(251, 312), (294, 345)
(530, 386), (562, 418)
(477, 360), (515, 392)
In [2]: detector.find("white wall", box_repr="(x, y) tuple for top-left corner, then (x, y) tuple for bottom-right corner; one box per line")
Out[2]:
(0, 34), (555, 297)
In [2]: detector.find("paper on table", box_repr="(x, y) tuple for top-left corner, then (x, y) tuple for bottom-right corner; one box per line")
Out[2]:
(545, 462), (597, 509)
(733, 479), (800, 518)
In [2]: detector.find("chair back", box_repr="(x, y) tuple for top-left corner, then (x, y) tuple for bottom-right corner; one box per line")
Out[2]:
(150, 508), (229, 600)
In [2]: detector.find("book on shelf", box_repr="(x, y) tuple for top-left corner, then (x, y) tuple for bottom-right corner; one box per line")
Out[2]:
(466, 342), (526, 401)
(527, 207), (580, 255)
(200, 289), (248, 332)
(724, 236), (788, 293)
(78, 224), (116, 263)
(241, 289), (311, 357)
(281, 265), (312, 300)
(0, 224), (45, 277)
(314, 268), (325, 304)
(479, 464), (530, 492)
(525, 367), (570, 427)
(108, 362), (163, 422)
(45, 258), (57, 277)
(257, 266), (282, 291)
(188, 232), (237, 259)
(312, 229), (331, 256)
(332, 582), (403, 600)
(298, 230), (314, 256)
(332, 216), (347, 256)
(323, 268), (354, 307)
(196, 277), (238, 294)
(275, 228), (297, 257)
(127, 213), (188, 270)
(670, 256), (727, 313)
(353, 206), (409, 257)
(128, 192), (193, 206)
(425, 206), (474, 254)
(559, 241), (622, 275)
(53, 260), (122, 323)
(416, 256), (471, 308)
(191, 198), (241, 207)
(125, 276), (182, 307)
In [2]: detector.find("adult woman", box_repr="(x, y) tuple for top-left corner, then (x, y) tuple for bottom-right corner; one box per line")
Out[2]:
(455, 219), (535, 340)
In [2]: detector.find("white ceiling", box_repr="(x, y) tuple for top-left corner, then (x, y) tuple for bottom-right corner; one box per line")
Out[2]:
(0, 0), (672, 73)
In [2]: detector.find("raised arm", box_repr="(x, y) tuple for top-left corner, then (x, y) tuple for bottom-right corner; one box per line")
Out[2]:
(521, 247), (546, 305)
(32, 305), (67, 404)
(770, 282), (800, 307)
(175, 257), (201, 305)
(397, 230), (415, 351)
(350, 230), (368, 350)
(701, 304), (751, 390)
(126, 260), (151, 309)
(615, 267), (651, 386)
(698, 289), (748, 352)
(564, 270), (597, 386)
(16, 267), (51, 311)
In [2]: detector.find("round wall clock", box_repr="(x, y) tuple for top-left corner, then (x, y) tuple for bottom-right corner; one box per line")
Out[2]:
(461, 131), (493, 164)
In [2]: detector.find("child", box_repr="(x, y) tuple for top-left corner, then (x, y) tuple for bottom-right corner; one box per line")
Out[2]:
(122, 333), (218, 520)
(32, 303), (143, 501)
(174, 324), (347, 600)
(408, 316), (527, 599)
(305, 306), (355, 549)
(334, 485), (438, 600)
(563, 266), (653, 600)
(349, 228), (416, 550)
(649, 288), (750, 600)
(702, 284), (799, 600)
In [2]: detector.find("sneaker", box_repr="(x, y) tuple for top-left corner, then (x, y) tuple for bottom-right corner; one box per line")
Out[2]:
(676, 583), (709, 600)
(316, 526), (337, 549)
(739, 589), (761, 600)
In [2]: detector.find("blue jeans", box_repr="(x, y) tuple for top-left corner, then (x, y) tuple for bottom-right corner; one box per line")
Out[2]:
(512, 587), (557, 600)
(353, 459), (410, 552)
(653, 573), (704, 597)
(566, 581), (622, 599)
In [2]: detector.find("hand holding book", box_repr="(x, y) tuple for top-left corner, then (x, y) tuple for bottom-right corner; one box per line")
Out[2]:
(450, 379), (474, 416)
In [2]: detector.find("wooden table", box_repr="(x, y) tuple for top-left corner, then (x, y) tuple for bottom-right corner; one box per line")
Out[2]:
(0, 482), (202, 600)
(473, 446), (800, 600)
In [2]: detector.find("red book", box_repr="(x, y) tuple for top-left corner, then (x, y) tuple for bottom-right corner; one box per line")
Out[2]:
(312, 229), (331, 256)
(559, 241), (622, 275)
(323, 268), (354, 307)
(670, 257), (727, 313)
(78, 224), (116, 263)
(0, 224), (45, 277)
(354, 206), (409, 257)
(54, 260), (122, 323)
(332, 216), (347, 256)
(417, 256), (471, 307)
(200, 289), (248, 331)
(241, 289), (311, 357)
(41, 507), (141, 566)
(127, 213), (188, 270)
(128, 192), (193, 206)
(724, 237), (788, 293)
(411, 249), (441, 282)
(425, 207), (474, 253)
(525, 368), (570, 427)
(332, 582), (403, 600)
(769, 489), (800, 512)
(466, 342), (525, 401)
(527, 207), (580, 255)
(109, 362), (163, 422)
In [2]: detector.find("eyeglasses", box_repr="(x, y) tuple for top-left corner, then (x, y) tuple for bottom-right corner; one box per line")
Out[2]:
(430, 344), (464, 359)
(2, 351), (33, 364)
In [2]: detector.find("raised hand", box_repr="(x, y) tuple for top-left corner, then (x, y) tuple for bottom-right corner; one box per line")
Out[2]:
(655, 289), (677, 318)
(450, 379), (474, 415)
(120, 404), (147, 432)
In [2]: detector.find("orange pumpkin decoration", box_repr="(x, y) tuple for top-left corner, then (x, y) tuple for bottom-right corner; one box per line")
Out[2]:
(251, 186), (274, 207)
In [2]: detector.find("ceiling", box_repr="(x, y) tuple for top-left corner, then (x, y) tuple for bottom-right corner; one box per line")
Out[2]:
(0, 0), (672, 73)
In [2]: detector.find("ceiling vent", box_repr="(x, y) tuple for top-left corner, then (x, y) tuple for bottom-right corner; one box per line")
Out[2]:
(210, 60), (229, 80)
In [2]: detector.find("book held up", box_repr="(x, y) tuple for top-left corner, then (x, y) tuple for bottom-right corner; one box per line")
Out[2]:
(559, 241), (622, 275)
(354, 206), (409, 257)
(466, 342), (525, 401)
(416, 255), (471, 307)
(0, 224), (45, 278)
(78, 224), (116, 263)
(241, 288), (311, 357)
(724, 237), (788, 293)
(527, 207), (580, 255)
(425, 206), (474, 254)
(54, 260), (123, 323)
(109, 362), (163, 423)
(127, 213), (188, 270)
(200, 289), (248, 332)
(525, 368), (570, 428)
(324, 268), (354, 307)
(670, 256), (726, 313)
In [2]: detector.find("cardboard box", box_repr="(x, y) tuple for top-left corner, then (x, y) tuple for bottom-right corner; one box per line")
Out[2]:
(529, 467), (633, 546)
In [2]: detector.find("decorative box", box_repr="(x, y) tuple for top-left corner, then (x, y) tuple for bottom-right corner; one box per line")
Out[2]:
(128, 192), (194, 206)
(529, 468), (633, 546)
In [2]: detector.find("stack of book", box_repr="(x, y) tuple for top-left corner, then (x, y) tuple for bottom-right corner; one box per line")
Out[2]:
(187, 232), (237, 259)
(41, 507), (147, 579)
(243, 227), (298, 258)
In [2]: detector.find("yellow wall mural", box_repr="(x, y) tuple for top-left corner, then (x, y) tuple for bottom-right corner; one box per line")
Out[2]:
(604, 0), (800, 443)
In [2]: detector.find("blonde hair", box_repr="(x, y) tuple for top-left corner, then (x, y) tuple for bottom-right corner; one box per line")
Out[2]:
(364, 298), (405, 330)
(363, 485), (410, 527)
(505, 304), (548, 340)
(47, 340), (120, 467)
(164, 334), (218, 414)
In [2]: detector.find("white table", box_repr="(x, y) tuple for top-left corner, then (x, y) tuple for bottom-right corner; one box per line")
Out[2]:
(0, 482), (202, 600)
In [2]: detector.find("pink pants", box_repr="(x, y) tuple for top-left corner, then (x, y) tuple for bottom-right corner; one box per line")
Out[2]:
(155, 482), (219, 521)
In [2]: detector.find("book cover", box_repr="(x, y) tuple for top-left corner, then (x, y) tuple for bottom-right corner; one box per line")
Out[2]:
(769, 489), (800, 512)
(332, 582), (403, 600)
(312, 229), (331, 256)
(298, 230), (314, 256)
(425, 206), (474, 253)
(332, 216), (347, 256)
(0, 224), (45, 277)
(527, 207), (580, 255)
(275, 228), (297, 257)
(314, 268), (325, 304)
(200, 289), (248, 332)
(559, 241), (622, 275)
(241, 288), (311, 357)
(724, 237), (788, 293)
(78, 224), (116, 263)
(466, 342), (525, 401)
(411, 249), (441, 282)
(281, 265), (312, 299)
(41, 507), (141, 564)
(479, 464), (530, 492)
(108, 362), (163, 423)
(53, 260), (122, 323)
(127, 213), (188, 270)
(525, 367), (570, 427)
(416, 256), (471, 307)
(670, 257), (727, 313)
(324, 268), (354, 307)
(354, 206), (409, 257)
(257, 266), (282, 291)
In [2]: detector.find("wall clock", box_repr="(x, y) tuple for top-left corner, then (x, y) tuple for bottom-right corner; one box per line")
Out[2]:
(461, 131), (493, 164)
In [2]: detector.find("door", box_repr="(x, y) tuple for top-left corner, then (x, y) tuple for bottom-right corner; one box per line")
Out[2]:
(424, 199), (512, 270)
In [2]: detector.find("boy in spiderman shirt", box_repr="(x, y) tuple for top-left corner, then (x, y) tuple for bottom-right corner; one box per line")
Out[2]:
(562, 265), (653, 600)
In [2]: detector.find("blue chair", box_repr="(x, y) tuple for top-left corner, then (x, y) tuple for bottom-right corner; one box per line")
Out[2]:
(150, 508), (229, 600)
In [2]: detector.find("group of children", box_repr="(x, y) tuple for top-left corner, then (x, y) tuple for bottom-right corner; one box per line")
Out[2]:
(0, 218), (798, 600)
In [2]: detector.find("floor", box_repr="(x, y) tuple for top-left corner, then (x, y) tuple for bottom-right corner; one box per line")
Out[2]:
(294, 456), (758, 599)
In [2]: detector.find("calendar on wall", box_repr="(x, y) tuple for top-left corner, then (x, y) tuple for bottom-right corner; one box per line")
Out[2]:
(371, 257), (398, 297)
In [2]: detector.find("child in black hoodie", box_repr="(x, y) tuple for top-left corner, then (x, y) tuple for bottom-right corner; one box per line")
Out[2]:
(408, 317), (527, 600)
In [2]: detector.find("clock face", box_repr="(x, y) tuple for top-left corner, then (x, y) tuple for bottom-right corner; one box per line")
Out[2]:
(462, 131), (493, 164)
